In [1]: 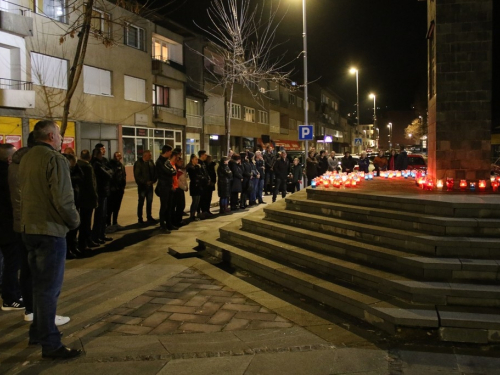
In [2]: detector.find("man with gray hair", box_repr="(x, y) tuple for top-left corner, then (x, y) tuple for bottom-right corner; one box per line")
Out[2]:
(20, 120), (81, 359)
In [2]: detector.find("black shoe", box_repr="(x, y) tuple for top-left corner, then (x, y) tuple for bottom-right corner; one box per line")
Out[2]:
(96, 239), (105, 244)
(159, 227), (171, 234)
(168, 226), (179, 231)
(42, 345), (82, 359)
(259, 201), (266, 204)
(138, 218), (144, 224)
(87, 241), (100, 248)
(147, 217), (157, 223)
(101, 237), (113, 242)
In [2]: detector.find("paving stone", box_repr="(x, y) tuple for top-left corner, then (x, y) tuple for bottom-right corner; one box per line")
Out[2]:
(233, 327), (327, 348)
(169, 313), (210, 323)
(102, 315), (143, 325)
(194, 302), (223, 316)
(149, 320), (182, 335)
(110, 323), (154, 335)
(208, 310), (237, 325)
(223, 318), (250, 331)
(259, 307), (272, 313)
(141, 312), (171, 327)
(185, 295), (211, 307)
(234, 311), (277, 321)
(109, 307), (135, 315)
(82, 335), (166, 357)
(158, 305), (197, 314)
(125, 295), (153, 308)
(159, 331), (249, 354)
(169, 282), (193, 292)
(129, 303), (161, 318)
(221, 303), (261, 312)
(157, 356), (252, 375)
(248, 321), (294, 330)
(189, 284), (223, 290)
(28, 361), (168, 375)
(178, 322), (223, 333)
(150, 297), (179, 304)
(198, 290), (235, 297)
(159, 277), (184, 287)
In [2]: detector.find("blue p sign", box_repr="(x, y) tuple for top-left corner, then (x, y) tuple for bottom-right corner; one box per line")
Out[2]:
(299, 125), (313, 140)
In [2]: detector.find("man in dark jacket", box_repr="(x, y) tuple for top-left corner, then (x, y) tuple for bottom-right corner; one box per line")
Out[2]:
(317, 150), (329, 175)
(263, 145), (276, 195)
(77, 150), (98, 253)
(395, 145), (409, 171)
(156, 145), (177, 232)
(0, 144), (23, 312)
(91, 148), (113, 244)
(133, 150), (157, 223)
(273, 150), (290, 203)
(341, 151), (356, 173)
(198, 150), (212, 218)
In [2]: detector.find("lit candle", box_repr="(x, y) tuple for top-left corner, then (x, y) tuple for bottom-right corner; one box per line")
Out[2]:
(491, 176), (496, 183)
(351, 180), (357, 187)
(492, 181), (499, 192)
(460, 180), (467, 191)
(478, 180), (486, 191)
(426, 179), (434, 191)
(345, 179), (351, 188)
(396, 171), (402, 178)
(311, 180), (317, 188)
(469, 182), (476, 191)
(437, 179), (444, 189)
(446, 178), (454, 191)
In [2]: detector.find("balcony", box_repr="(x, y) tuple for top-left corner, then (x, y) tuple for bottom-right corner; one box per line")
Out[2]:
(205, 115), (224, 126)
(152, 59), (187, 82)
(153, 105), (186, 126)
(186, 114), (202, 129)
(0, 6), (33, 37)
(0, 79), (35, 109)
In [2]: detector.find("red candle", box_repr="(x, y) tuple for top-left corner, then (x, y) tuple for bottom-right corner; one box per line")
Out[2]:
(492, 181), (499, 192)
(460, 180), (467, 191)
(478, 180), (486, 191)
(426, 179), (434, 190)
(437, 180), (444, 189)
(446, 178), (454, 191)
(345, 180), (351, 188)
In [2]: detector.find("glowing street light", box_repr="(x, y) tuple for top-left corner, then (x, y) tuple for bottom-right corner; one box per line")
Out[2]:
(350, 68), (359, 130)
(369, 93), (376, 130)
(387, 122), (393, 148)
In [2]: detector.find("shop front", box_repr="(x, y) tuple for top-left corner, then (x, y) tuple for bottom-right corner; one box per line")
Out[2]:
(0, 117), (23, 147)
(29, 119), (76, 152)
(79, 122), (118, 158)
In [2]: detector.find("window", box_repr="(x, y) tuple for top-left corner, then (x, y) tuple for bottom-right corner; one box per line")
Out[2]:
(124, 23), (146, 51)
(91, 8), (111, 38)
(152, 37), (183, 64)
(229, 103), (241, 119)
(186, 99), (202, 116)
(152, 84), (169, 106)
(297, 97), (303, 109)
(124, 75), (146, 102)
(244, 107), (255, 122)
(204, 52), (224, 75)
(289, 94), (296, 106)
(258, 110), (268, 124)
(83, 65), (111, 96)
(31, 53), (67, 90)
(32, 0), (66, 22)
(289, 118), (297, 131)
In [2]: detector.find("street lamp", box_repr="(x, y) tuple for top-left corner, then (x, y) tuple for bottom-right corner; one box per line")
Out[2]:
(349, 68), (359, 130)
(301, 0), (309, 156)
(387, 122), (393, 148)
(369, 93), (376, 127)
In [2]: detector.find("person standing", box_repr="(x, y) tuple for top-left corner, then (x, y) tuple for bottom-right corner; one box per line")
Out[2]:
(186, 154), (204, 221)
(341, 151), (356, 173)
(91, 149), (113, 244)
(317, 150), (329, 175)
(327, 151), (338, 172)
(198, 150), (212, 218)
(358, 151), (370, 173)
(156, 145), (177, 232)
(217, 156), (232, 214)
(290, 158), (303, 193)
(133, 150), (157, 224)
(248, 152), (259, 206)
(76, 150), (98, 253)
(0, 144), (23, 311)
(254, 151), (265, 204)
(273, 150), (290, 203)
(173, 157), (187, 227)
(204, 154), (217, 216)
(229, 154), (243, 210)
(107, 152), (127, 230)
(395, 145), (408, 171)
(387, 149), (398, 171)
(263, 145), (276, 195)
(240, 152), (252, 209)
(306, 150), (319, 186)
(62, 153), (83, 258)
(373, 150), (388, 176)
(19, 120), (81, 359)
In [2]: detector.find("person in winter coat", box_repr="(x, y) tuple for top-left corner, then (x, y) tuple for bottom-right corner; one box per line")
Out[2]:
(327, 151), (339, 172)
(290, 158), (304, 193)
(263, 145), (276, 195)
(229, 154), (243, 210)
(306, 150), (319, 186)
(317, 150), (329, 175)
(358, 151), (370, 173)
(172, 157), (188, 227)
(395, 145), (408, 171)
(133, 150), (157, 223)
(91, 148), (113, 244)
(240, 152), (252, 208)
(186, 154), (205, 221)
(248, 152), (260, 206)
(273, 150), (290, 202)
(373, 150), (388, 176)
(198, 150), (212, 218)
(76, 150), (98, 253)
(254, 151), (265, 204)
(217, 156), (232, 214)
(341, 151), (356, 173)
(203, 154), (217, 216)
(155, 145), (177, 232)
(107, 152), (127, 229)
(387, 149), (398, 171)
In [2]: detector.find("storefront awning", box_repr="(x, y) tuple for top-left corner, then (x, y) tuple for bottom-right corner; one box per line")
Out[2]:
(273, 139), (302, 151)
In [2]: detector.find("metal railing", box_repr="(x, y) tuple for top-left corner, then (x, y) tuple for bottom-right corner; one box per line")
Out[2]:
(0, 78), (33, 90)
(153, 105), (185, 118)
(152, 57), (185, 73)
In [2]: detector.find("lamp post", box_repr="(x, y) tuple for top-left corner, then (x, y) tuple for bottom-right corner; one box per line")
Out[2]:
(302, 0), (309, 159)
(349, 68), (359, 131)
(387, 122), (393, 148)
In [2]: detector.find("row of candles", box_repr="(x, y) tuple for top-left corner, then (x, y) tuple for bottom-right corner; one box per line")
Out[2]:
(310, 169), (500, 192)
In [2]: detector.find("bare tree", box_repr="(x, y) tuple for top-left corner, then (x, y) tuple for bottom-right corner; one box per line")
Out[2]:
(196, 0), (291, 154)
(404, 117), (428, 143)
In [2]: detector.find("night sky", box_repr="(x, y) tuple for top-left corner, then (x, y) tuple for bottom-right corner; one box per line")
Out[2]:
(168, 0), (428, 121)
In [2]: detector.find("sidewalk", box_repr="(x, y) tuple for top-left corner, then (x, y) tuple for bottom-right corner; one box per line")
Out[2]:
(0, 188), (499, 374)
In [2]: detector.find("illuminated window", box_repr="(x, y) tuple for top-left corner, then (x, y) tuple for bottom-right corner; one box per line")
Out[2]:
(244, 107), (255, 122)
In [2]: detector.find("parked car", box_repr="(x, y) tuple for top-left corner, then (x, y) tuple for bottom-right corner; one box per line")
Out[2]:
(407, 154), (427, 170)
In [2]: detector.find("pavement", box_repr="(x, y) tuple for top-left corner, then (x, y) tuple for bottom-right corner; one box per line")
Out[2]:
(0, 184), (499, 374)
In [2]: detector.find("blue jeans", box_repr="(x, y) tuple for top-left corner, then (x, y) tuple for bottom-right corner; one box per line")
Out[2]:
(257, 178), (264, 203)
(249, 178), (259, 203)
(22, 234), (65, 352)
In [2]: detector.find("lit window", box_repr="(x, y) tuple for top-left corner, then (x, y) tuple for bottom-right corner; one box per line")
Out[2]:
(152, 84), (169, 106)
(244, 107), (255, 122)
(33, 0), (66, 22)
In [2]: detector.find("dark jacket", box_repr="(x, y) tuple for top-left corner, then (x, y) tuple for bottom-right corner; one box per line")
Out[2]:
(186, 163), (205, 196)
(206, 161), (217, 192)
(358, 157), (370, 173)
(199, 159), (211, 188)
(306, 156), (319, 179)
(69, 162), (84, 207)
(156, 155), (177, 194)
(8, 147), (30, 233)
(134, 158), (157, 188)
(241, 159), (252, 191)
(109, 159), (127, 192)
(290, 163), (304, 184)
(341, 155), (356, 172)
(0, 161), (16, 246)
(77, 159), (98, 209)
(91, 157), (113, 198)
(263, 152), (276, 172)
(395, 150), (408, 171)
(318, 155), (329, 175)
(217, 163), (232, 198)
(229, 160), (243, 193)
(274, 156), (290, 179)
(255, 158), (265, 179)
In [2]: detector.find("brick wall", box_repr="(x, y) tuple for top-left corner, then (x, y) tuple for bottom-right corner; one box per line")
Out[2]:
(427, 0), (492, 183)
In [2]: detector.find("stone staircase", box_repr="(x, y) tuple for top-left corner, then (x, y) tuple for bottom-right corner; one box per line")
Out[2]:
(197, 187), (500, 344)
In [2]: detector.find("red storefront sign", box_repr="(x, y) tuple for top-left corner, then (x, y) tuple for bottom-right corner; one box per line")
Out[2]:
(5, 135), (22, 149)
(273, 139), (302, 151)
(62, 137), (75, 152)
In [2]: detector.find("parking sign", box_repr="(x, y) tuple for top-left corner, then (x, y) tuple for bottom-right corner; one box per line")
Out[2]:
(298, 125), (314, 140)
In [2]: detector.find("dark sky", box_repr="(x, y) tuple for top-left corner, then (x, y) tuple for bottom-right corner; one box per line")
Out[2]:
(169, 0), (428, 120)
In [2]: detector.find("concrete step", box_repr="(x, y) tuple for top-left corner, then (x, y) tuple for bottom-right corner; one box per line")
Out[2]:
(286, 193), (500, 237)
(306, 187), (500, 219)
(221, 217), (500, 307)
(264, 200), (500, 259)
(239, 213), (500, 283)
(197, 230), (440, 335)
